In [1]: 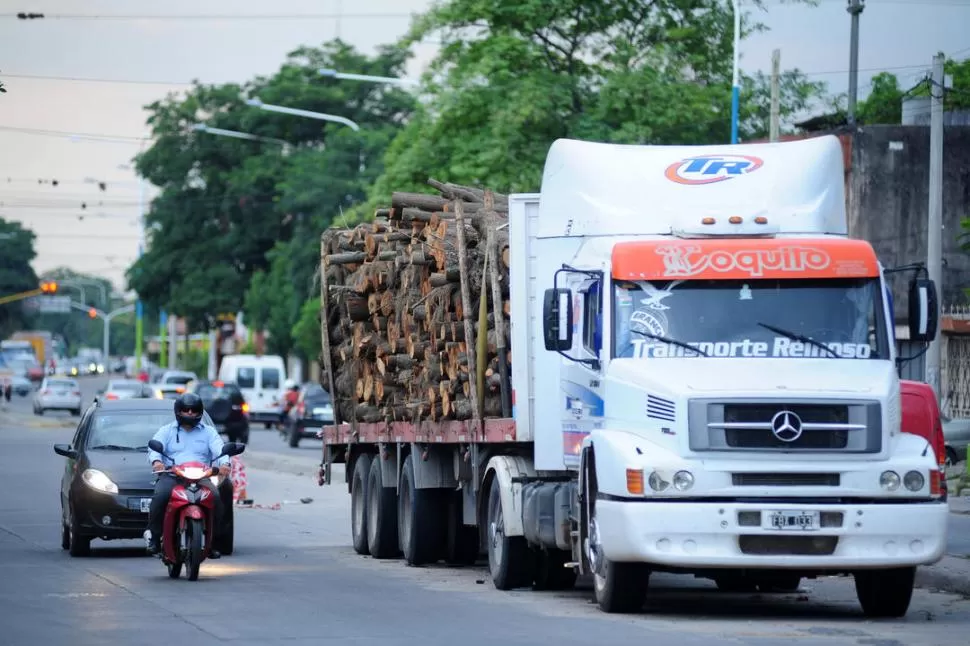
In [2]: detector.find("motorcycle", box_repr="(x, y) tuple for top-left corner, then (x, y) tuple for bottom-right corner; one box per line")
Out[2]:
(146, 439), (245, 581)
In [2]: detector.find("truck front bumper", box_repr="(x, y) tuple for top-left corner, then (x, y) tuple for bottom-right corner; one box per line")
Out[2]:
(595, 498), (948, 569)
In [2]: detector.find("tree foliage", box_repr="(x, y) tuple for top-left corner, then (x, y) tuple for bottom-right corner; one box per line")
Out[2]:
(0, 217), (38, 338)
(127, 41), (416, 332)
(372, 0), (823, 194)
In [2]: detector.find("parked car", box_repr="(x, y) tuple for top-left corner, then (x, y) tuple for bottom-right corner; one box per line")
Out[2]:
(53, 398), (235, 556)
(282, 383), (333, 448)
(96, 379), (155, 403)
(943, 414), (970, 466)
(186, 380), (250, 444)
(33, 376), (82, 415)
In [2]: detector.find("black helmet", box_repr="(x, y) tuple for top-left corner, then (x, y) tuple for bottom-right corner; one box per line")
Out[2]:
(174, 392), (205, 427)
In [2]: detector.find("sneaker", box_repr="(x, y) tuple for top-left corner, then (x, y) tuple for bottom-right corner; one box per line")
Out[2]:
(147, 541), (160, 555)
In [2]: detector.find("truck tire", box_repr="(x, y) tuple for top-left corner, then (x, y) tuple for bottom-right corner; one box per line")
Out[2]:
(366, 456), (399, 559)
(444, 488), (479, 566)
(854, 567), (916, 618)
(486, 475), (532, 590)
(351, 454), (373, 555)
(398, 454), (444, 566)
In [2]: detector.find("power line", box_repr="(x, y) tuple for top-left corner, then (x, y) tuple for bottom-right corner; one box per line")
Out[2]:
(0, 125), (148, 142)
(4, 11), (415, 21)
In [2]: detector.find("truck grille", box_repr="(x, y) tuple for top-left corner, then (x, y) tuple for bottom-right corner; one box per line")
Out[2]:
(687, 399), (882, 454)
(731, 473), (841, 487)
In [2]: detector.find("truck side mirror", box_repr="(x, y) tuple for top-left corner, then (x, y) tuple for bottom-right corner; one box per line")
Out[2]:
(543, 288), (573, 352)
(908, 278), (938, 343)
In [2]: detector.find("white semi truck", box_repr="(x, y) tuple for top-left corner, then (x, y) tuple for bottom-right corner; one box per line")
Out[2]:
(320, 135), (947, 618)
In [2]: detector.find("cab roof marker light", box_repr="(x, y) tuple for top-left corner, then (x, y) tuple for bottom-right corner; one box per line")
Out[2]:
(728, 216), (742, 224)
(754, 216), (769, 224)
(701, 217), (716, 225)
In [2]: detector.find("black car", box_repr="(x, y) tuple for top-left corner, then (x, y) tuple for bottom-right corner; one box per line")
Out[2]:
(283, 383), (334, 447)
(53, 399), (236, 557)
(187, 380), (250, 444)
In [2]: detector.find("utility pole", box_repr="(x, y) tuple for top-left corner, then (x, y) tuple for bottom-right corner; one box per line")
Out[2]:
(770, 49), (781, 141)
(167, 315), (178, 369)
(925, 52), (946, 401)
(846, 0), (865, 125)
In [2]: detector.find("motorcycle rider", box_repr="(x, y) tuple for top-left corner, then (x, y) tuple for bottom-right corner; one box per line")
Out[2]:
(278, 379), (300, 429)
(146, 392), (230, 558)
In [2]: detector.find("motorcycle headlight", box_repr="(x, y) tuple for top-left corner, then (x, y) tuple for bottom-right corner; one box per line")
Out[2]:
(82, 469), (119, 494)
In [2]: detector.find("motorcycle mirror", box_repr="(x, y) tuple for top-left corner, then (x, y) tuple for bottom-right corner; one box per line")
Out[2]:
(148, 439), (165, 454)
(220, 442), (246, 457)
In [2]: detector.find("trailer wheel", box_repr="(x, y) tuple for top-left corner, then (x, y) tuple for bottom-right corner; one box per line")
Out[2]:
(398, 454), (444, 566)
(854, 567), (916, 618)
(486, 476), (532, 590)
(444, 488), (479, 566)
(366, 456), (399, 559)
(350, 454), (373, 555)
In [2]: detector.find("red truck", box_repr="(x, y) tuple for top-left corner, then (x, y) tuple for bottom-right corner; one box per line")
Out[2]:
(900, 380), (948, 496)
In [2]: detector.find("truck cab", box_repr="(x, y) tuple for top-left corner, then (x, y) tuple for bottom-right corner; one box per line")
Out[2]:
(523, 135), (946, 616)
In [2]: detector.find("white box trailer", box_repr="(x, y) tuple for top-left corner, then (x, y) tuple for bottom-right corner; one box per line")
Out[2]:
(320, 135), (947, 617)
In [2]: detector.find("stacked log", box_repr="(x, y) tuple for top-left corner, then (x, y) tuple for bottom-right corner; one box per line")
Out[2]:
(320, 179), (512, 426)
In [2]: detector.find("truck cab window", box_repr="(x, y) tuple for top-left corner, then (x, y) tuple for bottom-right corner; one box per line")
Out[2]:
(581, 281), (602, 355)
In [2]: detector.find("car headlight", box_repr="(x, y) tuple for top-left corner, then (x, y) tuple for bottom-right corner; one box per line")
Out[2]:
(82, 469), (119, 494)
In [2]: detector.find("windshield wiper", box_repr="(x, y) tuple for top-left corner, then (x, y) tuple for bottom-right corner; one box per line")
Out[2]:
(757, 322), (840, 359)
(88, 444), (136, 451)
(631, 330), (710, 357)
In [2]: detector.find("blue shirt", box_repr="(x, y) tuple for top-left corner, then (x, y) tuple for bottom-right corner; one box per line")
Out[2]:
(147, 420), (229, 468)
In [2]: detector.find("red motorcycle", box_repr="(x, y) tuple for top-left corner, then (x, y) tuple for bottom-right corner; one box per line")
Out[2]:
(147, 439), (245, 581)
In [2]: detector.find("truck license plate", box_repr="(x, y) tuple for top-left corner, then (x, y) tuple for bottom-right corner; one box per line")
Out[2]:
(140, 498), (152, 513)
(765, 510), (820, 531)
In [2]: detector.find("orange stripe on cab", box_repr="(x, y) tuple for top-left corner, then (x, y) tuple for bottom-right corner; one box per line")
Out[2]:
(612, 237), (880, 281)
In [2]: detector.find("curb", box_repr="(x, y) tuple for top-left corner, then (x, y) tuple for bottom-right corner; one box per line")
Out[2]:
(916, 556), (970, 597)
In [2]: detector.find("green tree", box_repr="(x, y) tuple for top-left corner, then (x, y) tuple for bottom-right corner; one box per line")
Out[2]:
(292, 297), (322, 363)
(372, 0), (823, 195)
(128, 40), (415, 333)
(0, 218), (38, 338)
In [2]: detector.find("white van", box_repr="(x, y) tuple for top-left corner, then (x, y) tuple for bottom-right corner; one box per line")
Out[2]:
(217, 354), (287, 428)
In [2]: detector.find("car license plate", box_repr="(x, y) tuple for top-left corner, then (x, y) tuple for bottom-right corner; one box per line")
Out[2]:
(764, 510), (820, 531)
(140, 498), (152, 513)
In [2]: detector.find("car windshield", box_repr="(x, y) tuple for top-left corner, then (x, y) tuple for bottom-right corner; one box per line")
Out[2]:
(196, 383), (241, 399)
(86, 410), (215, 450)
(613, 277), (888, 360)
(165, 375), (195, 385)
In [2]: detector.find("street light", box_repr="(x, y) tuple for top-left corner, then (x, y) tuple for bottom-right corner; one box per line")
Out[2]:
(192, 123), (292, 148)
(318, 68), (419, 88)
(71, 301), (135, 359)
(730, 0), (741, 144)
(57, 278), (107, 307)
(244, 99), (360, 132)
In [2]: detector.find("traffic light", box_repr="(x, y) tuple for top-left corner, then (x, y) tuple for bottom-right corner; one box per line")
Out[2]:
(88, 308), (97, 319)
(39, 281), (58, 294)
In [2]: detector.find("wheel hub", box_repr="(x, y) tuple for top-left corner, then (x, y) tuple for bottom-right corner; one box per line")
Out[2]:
(586, 517), (603, 575)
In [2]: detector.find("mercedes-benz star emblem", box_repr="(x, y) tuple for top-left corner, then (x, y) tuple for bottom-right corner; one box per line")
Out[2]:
(770, 410), (803, 442)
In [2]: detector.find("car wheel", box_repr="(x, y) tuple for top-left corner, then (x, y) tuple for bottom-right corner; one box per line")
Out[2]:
(71, 408), (81, 417)
(61, 522), (70, 550)
(37, 407), (44, 416)
(67, 505), (90, 557)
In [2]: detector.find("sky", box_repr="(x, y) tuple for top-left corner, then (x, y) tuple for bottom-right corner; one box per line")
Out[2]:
(1, 0), (968, 292)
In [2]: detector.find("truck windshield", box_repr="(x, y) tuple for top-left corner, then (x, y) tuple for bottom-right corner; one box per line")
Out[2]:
(613, 277), (888, 360)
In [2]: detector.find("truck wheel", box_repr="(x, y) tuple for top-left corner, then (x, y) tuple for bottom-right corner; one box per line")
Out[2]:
(350, 454), (373, 555)
(854, 567), (916, 618)
(444, 488), (479, 566)
(533, 549), (578, 591)
(398, 454), (444, 566)
(366, 456), (399, 559)
(486, 476), (532, 590)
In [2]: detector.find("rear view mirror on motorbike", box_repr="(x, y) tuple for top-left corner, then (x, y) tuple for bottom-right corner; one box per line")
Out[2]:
(148, 439), (166, 456)
(220, 442), (246, 458)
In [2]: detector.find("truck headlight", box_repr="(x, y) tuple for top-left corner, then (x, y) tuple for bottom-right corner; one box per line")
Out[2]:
(672, 470), (695, 491)
(82, 469), (119, 494)
(647, 471), (669, 492)
(880, 470), (900, 491)
(903, 470), (925, 492)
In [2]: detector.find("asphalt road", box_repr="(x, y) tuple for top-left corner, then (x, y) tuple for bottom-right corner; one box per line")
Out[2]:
(4, 374), (970, 645)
